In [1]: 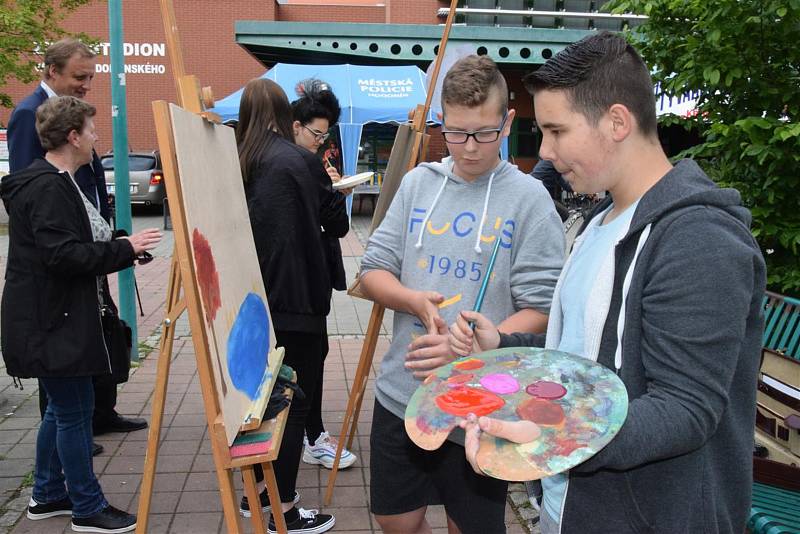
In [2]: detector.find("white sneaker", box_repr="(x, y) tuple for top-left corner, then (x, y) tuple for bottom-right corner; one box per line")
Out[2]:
(302, 431), (357, 469)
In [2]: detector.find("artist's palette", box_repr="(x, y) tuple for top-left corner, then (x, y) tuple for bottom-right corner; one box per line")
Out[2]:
(404, 347), (628, 481)
(332, 171), (374, 190)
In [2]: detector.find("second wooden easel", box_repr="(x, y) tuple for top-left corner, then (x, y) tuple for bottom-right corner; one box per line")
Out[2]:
(324, 0), (460, 505)
(135, 2), (290, 533)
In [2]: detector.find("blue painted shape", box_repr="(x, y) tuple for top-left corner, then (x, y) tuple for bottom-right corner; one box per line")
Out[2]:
(227, 293), (270, 400)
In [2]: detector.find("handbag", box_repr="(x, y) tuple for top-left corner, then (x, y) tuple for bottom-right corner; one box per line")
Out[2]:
(101, 304), (132, 384)
(99, 277), (133, 384)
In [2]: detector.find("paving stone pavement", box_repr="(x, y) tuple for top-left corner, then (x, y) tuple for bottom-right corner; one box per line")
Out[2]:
(0, 214), (537, 533)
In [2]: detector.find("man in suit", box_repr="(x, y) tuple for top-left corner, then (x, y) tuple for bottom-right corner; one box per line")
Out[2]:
(7, 38), (147, 443)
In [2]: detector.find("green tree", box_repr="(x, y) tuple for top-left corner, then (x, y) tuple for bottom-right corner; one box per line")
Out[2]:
(606, 0), (800, 293)
(0, 0), (93, 109)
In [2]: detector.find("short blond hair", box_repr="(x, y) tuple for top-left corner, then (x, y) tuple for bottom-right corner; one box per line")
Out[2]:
(35, 96), (96, 151)
(44, 38), (95, 79)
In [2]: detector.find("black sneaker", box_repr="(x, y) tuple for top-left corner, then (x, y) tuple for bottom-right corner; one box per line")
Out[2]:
(71, 505), (136, 533)
(27, 496), (72, 520)
(268, 507), (335, 534)
(240, 489), (300, 517)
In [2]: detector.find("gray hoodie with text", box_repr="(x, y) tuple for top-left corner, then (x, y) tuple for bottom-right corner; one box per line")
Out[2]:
(361, 157), (565, 420)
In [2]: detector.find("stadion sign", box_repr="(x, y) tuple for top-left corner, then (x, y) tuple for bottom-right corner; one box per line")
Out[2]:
(93, 42), (167, 76)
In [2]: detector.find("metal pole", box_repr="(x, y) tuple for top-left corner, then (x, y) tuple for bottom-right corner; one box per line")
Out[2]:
(109, 0), (139, 361)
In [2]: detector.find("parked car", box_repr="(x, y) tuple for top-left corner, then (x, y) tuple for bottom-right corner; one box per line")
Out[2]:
(101, 150), (166, 209)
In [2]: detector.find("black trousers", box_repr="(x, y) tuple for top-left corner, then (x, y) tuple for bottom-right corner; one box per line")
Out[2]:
(39, 374), (117, 425)
(255, 329), (327, 503)
(303, 335), (328, 445)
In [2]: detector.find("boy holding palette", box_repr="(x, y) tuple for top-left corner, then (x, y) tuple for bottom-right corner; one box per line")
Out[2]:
(359, 55), (565, 533)
(450, 32), (766, 534)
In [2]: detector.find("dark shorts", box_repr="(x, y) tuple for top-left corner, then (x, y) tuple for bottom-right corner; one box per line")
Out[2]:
(369, 399), (508, 533)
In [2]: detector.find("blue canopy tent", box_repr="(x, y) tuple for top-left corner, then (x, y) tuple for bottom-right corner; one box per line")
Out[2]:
(215, 64), (435, 208)
(214, 62), (509, 213)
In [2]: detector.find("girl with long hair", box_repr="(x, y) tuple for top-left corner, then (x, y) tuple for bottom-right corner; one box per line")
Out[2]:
(236, 78), (348, 534)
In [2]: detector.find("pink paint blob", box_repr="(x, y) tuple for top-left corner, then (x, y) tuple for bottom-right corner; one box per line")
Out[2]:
(526, 381), (568, 400)
(479, 373), (520, 395)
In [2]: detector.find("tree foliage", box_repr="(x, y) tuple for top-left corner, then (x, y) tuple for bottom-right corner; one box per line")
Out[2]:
(606, 0), (800, 293)
(0, 0), (93, 109)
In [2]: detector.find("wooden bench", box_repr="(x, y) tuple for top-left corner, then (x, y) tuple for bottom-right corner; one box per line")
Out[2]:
(750, 291), (800, 533)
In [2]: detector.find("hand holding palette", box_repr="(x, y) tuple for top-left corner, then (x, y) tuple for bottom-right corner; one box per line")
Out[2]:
(404, 347), (628, 481)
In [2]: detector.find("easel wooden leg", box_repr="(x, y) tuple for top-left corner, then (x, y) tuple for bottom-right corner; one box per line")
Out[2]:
(213, 456), (242, 534)
(242, 464), (267, 534)
(263, 462), (286, 534)
(324, 304), (385, 505)
(136, 255), (181, 534)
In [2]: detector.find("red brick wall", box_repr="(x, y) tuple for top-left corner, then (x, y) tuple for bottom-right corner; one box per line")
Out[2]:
(277, 5), (385, 23)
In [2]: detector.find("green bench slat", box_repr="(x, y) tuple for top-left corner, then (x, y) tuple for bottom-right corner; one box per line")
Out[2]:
(750, 483), (800, 534)
(763, 294), (799, 359)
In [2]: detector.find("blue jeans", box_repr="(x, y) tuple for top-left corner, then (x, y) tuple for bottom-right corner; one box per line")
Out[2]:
(34, 377), (107, 518)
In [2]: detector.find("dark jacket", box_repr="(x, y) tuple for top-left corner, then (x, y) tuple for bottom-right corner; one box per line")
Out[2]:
(325, 225), (347, 292)
(7, 86), (110, 220)
(245, 136), (349, 333)
(500, 159), (765, 533)
(0, 159), (136, 378)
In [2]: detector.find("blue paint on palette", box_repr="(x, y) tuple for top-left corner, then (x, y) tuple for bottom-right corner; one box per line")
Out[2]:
(227, 293), (270, 400)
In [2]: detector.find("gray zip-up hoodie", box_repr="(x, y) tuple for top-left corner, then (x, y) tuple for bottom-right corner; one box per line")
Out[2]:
(501, 159), (766, 533)
(361, 157), (565, 420)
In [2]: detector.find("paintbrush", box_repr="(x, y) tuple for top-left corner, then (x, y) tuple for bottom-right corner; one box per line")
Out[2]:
(470, 236), (503, 329)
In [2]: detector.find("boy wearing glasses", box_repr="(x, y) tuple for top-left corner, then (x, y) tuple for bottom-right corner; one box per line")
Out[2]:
(359, 55), (565, 533)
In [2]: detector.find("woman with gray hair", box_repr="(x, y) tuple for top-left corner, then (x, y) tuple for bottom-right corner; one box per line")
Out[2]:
(1, 96), (161, 533)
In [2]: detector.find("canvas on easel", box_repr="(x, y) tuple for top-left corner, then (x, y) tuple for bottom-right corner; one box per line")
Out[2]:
(169, 104), (279, 445)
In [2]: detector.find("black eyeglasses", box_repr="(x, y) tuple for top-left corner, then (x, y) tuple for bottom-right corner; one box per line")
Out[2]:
(441, 112), (508, 144)
(303, 125), (330, 142)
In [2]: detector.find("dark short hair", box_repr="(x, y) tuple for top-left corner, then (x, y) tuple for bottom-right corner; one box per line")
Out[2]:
(292, 79), (341, 126)
(442, 55), (508, 115)
(35, 96), (96, 151)
(523, 32), (657, 137)
(44, 38), (95, 79)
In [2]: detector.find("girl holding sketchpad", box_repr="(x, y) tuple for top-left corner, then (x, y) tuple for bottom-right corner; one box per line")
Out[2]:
(291, 78), (358, 472)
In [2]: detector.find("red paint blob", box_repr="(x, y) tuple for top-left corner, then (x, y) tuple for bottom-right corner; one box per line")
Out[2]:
(525, 381), (568, 400)
(435, 387), (505, 417)
(454, 358), (484, 371)
(192, 228), (221, 324)
(447, 373), (474, 385)
(516, 398), (566, 426)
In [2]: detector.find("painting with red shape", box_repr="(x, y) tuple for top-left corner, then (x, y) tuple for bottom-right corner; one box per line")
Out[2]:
(404, 347), (628, 482)
(192, 228), (221, 324)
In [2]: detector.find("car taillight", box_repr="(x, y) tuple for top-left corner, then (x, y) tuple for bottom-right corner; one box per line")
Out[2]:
(150, 171), (164, 186)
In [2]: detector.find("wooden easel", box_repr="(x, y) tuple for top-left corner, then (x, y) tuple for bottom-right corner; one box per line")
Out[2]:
(136, 2), (289, 533)
(324, 0), (460, 505)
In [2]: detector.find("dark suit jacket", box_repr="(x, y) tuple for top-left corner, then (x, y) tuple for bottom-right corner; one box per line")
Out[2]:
(7, 85), (111, 220)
